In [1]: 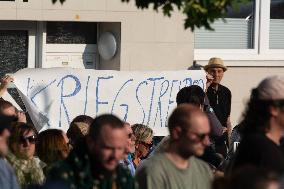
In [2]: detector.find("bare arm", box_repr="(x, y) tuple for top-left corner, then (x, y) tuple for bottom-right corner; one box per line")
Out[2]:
(0, 76), (14, 97)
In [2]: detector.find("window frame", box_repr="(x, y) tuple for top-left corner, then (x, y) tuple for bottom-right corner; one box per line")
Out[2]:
(0, 21), (36, 68)
(40, 22), (98, 69)
(194, 0), (284, 66)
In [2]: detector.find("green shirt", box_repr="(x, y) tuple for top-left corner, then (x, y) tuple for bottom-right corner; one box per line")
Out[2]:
(136, 153), (213, 189)
(47, 142), (139, 189)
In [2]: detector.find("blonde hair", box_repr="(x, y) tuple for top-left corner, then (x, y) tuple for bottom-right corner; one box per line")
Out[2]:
(131, 124), (153, 142)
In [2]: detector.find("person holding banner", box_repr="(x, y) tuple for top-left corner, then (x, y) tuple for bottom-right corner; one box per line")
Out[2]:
(0, 75), (14, 98)
(0, 100), (26, 123)
(48, 114), (138, 189)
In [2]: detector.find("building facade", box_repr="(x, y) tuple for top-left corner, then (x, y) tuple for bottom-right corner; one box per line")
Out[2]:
(0, 0), (283, 127)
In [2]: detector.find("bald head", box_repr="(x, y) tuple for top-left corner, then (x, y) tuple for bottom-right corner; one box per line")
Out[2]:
(168, 104), (210, 158)
(168, 104), (206, 136)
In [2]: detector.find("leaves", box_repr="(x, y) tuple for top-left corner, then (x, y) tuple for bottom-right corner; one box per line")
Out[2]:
(51, 0), (249, 31)
(52, 0), (66, 4)
(122, 0), (249, 31)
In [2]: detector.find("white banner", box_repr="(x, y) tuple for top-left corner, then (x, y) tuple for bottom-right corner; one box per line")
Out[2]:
(14, 68), (206, 136)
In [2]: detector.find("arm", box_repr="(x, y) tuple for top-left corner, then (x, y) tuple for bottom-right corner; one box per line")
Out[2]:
(204, 96), (226, 137)
(205, 73), (213, 92)
(0, 76), (14, 97)
(227, 116), (232, 142)
(227, 90), (232, 141)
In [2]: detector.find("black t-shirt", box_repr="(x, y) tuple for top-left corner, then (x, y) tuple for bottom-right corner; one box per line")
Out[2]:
(231, 133), (284, 174)
(207, 84), (231, 127)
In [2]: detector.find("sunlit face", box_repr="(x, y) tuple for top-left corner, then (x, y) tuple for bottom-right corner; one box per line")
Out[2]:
(2, 105), (17, 117)
(179, 113), (210, 157)
(0, 129), (10, 157)
(62, 132), (70, 158)
(136, 136), (153, 159)
(208, 67), (224, 85)
(88, 125), (127, 172)
(125, 123), (136, 154)
(13, 130), (36, 160)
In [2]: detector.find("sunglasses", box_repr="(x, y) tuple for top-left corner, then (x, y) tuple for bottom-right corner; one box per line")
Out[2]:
(187, 131), (209, 142)
(19, 135), (37, 144)
(128, 133), (136, 140)
(139, 141), (153, 149)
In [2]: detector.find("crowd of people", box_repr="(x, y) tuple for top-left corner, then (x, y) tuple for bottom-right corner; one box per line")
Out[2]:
(1, 57), (284, 189)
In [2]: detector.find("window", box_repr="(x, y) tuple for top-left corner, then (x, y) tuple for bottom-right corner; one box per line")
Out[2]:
(46, 22), (97, 44)
(195, 1), (255, 49)
(269, 0), (284, 49)
(194, 0), (284, 63)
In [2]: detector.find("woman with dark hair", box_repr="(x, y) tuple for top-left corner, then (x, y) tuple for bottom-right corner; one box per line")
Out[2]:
(7, 122), (45, 188)
(67, 115), (93, 147)
(37, 129), (70, 175)
(230, 76), (284, 175)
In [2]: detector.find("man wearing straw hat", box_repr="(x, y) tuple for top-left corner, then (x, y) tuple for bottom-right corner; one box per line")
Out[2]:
(204, 57), (232, 157)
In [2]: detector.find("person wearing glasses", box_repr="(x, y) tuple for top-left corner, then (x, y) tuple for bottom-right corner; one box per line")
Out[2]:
(136, 104), (213, 189)
(229, 76), (284, 175)
(176, 85), (225, 173)
(36, 129), (71, 176)
(6, 122), (44, 188)
(119, 122), (136, 176)
(131, 124), (153, 168)
(47, 114), (138, 189)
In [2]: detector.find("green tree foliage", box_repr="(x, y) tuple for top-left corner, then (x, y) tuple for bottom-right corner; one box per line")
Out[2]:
(52, 0), (248, 31)
(52, 0), (65, 4)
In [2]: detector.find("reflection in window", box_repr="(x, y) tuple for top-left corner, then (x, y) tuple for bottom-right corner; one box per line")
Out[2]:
(46, 22), (97, 44)
(194, 1), (254, 49)
(270, 0), (284, 49)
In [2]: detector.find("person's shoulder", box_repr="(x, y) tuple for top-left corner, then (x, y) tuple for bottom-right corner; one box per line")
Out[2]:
(191, 157), (213, 178)
(191, 156), (211, 169)
(116, 164), (138, 188)
(117, 163), (134, 178)
(219, 84), (231, 93)
(243, 133), (265, 140)
(136, 153), (167, 174)
(0, 158), (14, 174)
(47, 159), (73, 178)
(241, 133), (272, 147)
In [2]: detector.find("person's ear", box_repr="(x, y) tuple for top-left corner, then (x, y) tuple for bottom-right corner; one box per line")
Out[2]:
(270, 106), (279, 117)
(172, 126), (182, 140)
(86, 135), (96, 150)
(135, 143), (139, 149)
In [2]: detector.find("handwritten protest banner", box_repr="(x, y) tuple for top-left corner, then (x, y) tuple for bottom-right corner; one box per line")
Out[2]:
(14, 68), (205, 136)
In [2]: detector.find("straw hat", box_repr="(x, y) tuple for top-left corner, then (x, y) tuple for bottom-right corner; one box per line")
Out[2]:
(204, 57), (227, 71)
